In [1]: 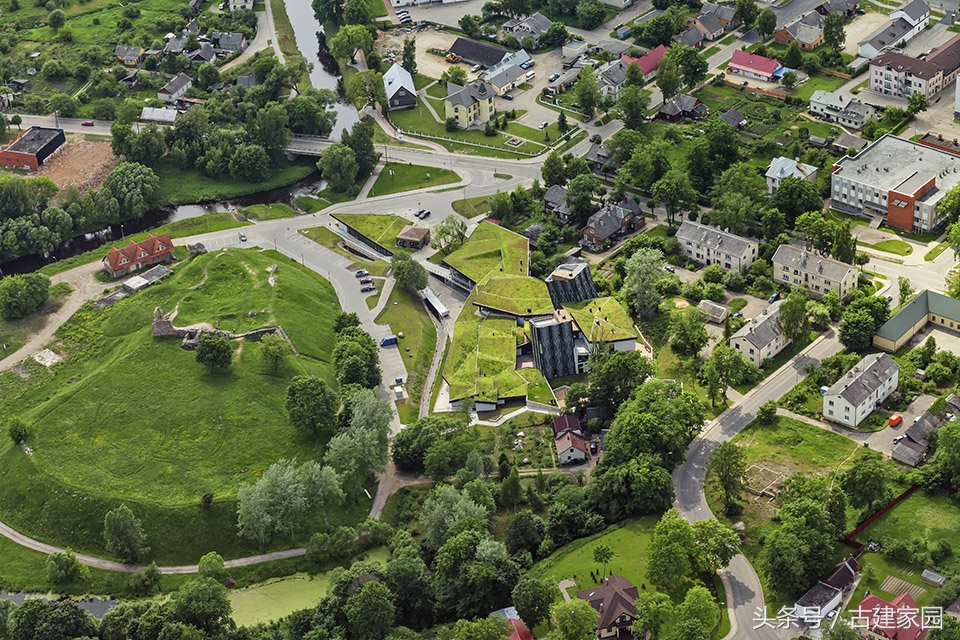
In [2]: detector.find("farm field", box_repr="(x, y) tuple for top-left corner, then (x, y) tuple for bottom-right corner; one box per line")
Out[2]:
(0, 249), (377, 564)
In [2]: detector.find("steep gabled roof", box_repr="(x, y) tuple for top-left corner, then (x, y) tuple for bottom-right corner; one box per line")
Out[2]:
(159, 72), (192, 95)
(731, 300), (784, 349)
(577, 575), (638, 630)
(103, 233), (174, 272)
(824, 353), (900, 407)
(730, 49), (780, 76)
(383, 63), (416, 99)
(696, 11), (724, 34)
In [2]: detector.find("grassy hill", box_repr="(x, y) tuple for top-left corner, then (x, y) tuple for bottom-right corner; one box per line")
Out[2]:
(0, 249), (374, 565)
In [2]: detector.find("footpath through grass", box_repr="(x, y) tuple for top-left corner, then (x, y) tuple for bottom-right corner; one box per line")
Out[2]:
(375, 287), (437, 424)
(0, 249), (375, 565)
(370, 162), (461, 196)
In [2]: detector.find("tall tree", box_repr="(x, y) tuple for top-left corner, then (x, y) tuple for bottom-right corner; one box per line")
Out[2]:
(593, 543), (614, 576)
(734, 0), (759, 26)
(646, 509), (696, 588)
(840, 451), (889, 511)
(344, 0), (372, 23)
(392, 251), (428, 293)
(341, 120), (381, 179)
(708, 440), (746, 513)
(575, 66), (602, 117)
(664, 44), (708, 88)
(168, 577), (233, 636)
(823, 12), (846, 51)
(623, 248), (666, 315)
(195, 334), (232, 372)
(346, 70), (387, 110)
(329, 24), (374, 61)
(757, 8), (777, 38)
(500, 466), (523, 510)
(550, 599), (599, 640)
(431, 214), (468, 254)
(670, 307), (708, 356)
(401, 37), (417, 74)
(656, 56), (682, 100)
(511, 577), (560, 629)
(772, 176), (823, 227)
(908, 91), (930, 115)
(103, 504), (149, 562)
(780, 289), (811, 343)
(616, 85), (651, 130)
(898, 276), (914, 305)
(319, 142), (359, 192)
(285, 375), (339, 436)
(343, 581), (396, 640)
(541, 150), (566, 187)
(651, 169), (697, 226)
(564, 174), (602, 225)
(832, 220), (858, 264)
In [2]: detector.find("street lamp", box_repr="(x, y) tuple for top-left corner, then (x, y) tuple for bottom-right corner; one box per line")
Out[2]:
(120, 223), (125, 239)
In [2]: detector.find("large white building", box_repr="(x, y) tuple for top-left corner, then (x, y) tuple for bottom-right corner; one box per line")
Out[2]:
(808, 90), (876, 130)
(831, 134), (960, 233)
(729, 301), (789, 368)
(674, 221), (759, 272)
(858, 0), (929, 58)
(822, 353), (900, 428)
(772, 244), (857, 300)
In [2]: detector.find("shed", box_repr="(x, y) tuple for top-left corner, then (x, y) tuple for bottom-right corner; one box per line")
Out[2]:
(396, 226), (431, 250)
(922, 569), (946, 587)
(892, 438), (926, 466)
(697, 299), (730, 324)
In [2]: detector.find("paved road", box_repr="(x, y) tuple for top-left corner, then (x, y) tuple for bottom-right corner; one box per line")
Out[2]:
(674, 331), (841, 640)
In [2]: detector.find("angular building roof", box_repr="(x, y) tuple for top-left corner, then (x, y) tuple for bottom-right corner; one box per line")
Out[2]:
(445, 80), (495, 107)
(823, 352), (899, 407)
(772, 244), (855, 283)
(383, 63), (416, 99)
(730, 49), (781, 76)
(676, 221), (757, 257)
(577, 575), (638, 630)
(731, 300), (784, 348)
(766, 156), (818, 181)
(875, 289), (960, 344)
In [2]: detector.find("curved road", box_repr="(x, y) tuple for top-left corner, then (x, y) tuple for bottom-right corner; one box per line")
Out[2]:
(674, 331), (840, 640)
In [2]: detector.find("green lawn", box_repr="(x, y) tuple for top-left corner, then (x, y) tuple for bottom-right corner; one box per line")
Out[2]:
(859, 238), (913, 256)
(848, 552), (937, 611)
(375, 286), (438, 421)
(925, 241), (950, 261)
(475, 276), (553, 316)
(292, 196), (330, 213)
(241, 203), (301, 221)
(452, 194), (491, 218)
(563, 297), (638, 342)
(153, 158), (317, 206)
(443, 220), (529, 284)
(369, 162), (461, 196)
(0, 250), (376, 565)
(332, 213), (412, 252)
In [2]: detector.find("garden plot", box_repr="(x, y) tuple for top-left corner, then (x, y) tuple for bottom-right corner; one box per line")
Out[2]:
(743, 464), (787, 498)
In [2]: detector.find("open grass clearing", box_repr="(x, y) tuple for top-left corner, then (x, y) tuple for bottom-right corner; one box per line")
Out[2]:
(926, 242), (950, 261)
(452, 194), (491, 218)
(376, 286), (438, 419)
(859, 238), (913, 256)
(241, 203), (301, 221)
(370, 162), (461, 196)
(0, 283), (73, 356)
(153, 158), (317, 207)
(0, 249), (379, 565)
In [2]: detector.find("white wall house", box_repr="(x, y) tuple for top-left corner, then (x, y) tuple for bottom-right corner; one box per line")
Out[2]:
(729, 300), (790, 368)
(823, 353), (900, 428)
(556, 431), (588, 464)
(675, 221), (759, 272)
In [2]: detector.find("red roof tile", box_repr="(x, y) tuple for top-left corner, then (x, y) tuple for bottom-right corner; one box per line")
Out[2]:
(506, 619), (534, 640)
(621, 44), (666, 75)
(854, 593), (927, 640)
(556, 430), (589, 455)
(730, 49), (780, 76)
(103, 233), (174, 273)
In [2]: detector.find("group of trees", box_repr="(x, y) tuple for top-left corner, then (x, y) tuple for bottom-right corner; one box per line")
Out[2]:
(318, 121), (382, 194)
(838, 292), (891, 352)
(0, 272), (50, 320)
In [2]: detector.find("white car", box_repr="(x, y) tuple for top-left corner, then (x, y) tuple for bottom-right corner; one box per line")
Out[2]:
(471, 64), (482, 72)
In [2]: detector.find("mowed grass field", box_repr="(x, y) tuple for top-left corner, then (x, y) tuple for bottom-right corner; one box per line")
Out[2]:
(443, 221), (529, 284)
(332, 213), (412, 252)
(0, 249), (377, 565)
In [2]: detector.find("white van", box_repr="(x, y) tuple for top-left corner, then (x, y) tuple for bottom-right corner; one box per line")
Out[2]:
(525, 70), (536, 80)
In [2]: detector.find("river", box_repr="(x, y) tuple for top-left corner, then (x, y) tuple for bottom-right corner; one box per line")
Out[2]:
(284, 0), (360, 138)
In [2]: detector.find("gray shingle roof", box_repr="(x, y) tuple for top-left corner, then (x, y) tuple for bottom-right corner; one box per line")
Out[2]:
(598, 60), (627, 87)
(861, 18), (917, 55)
(824, 352), (899, 407)
(445, 80), (495, 107)
(719, 108), (746, 128)
(731, 300), (783, 348)
(906, 411), (939, 445)
(448, 37), (511, 67)
(772, 244), (854, 283)
(583, 199), (638, 240)
(766, 156), (817, 181)
(896, 0), (929, 23)
(701, 1), (737, 22)
(698, 299), (731, 323)
(486, 63), (526, 89)
(677, 27), (705, 47)
(160, 72), (192, 96)
(875, 290), (960, 343)
(696, 11), (724, 34)
(545, 184), (567, 206)
(508, 12), (552, 36)
(893, 438), (926, 466)
(676, 221), (757, 257)
(383, 63), (416, 99)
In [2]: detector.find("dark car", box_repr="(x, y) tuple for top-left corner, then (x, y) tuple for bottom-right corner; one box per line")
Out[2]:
(664, 265), (675, 273)
(590, 134), (601, 143)
(360, 277), (373, 284)
(768, 292), (780, 303)
(571, 102), (580, 108)
(732, 311), (743, 318)
(355, 269), (369, 277)
(420, 210), (431, 219)
(360, 285), (376, 293)
(502, 93), (514, 100)
(589, 441), (598, 454)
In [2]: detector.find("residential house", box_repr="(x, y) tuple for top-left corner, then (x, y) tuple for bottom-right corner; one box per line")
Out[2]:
(859, 0), (929, 58)
(728, 49), (782, 82)
(869, 51), (943, 99)
(772, 244), (857, 299)
(140, 107), (179, 124)
(545, 261), (597, 307)
(692, 11), (725, 41)
(184, 18), (200, 34)
(833, 132), (869, 154)
(186, 43), (217, 65)
(580, 199), (641, 250)
(795, 556), (859, 624)
(585, 143), (619, 174)
(114, 45), (145, 67)
(164, 36), (185, 55)
(544, 185), (567, 212)
(765, 156), (818, 194)
(598, 0), (634, 8)
(892, 410), (938, 466)
(816, 0), (860, 17)
(700, 1), (739, 28)
(485, 63), (527, 96)
(491, 608), (535, 640)
(501, 12), (552, 45)
(597, 59), (628, 100)
(852, 592), (928, 640)
(444, 81), (497, 128)
(729, 301), (789, 367)
(158, 72), (192, 103)
(675, 221), (759, 272)
(775, 12), (825, 50)
(831, 133), (960, 233)
(383, 63), (417, 110)
(698, 299), (730, 324)
(925, 32), (960, 87)
(874, 290), (960, 351)
(395, 227), (430, 250)
(822, 352), (900, 428)
(808, 90), (876, 129)
(102, 233), (175, 278)
(230, 0), (254, 9)
(577, 575), (639, 638)
(620, 44), (666, 82)
(447, 37), (512, 68)
(658, 93), (708, 121)
(212, 32), (247, 53)
(555, 430), (589, 464)
(676, 26), (705, 48)
(594, 39), (631, 58)
(552, 414), (583, 438)
(719, 108), (747, 130)
(119, 69), (140, 90)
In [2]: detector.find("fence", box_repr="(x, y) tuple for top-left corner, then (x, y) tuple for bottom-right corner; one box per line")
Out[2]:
(395, 128), (543, 156)
(722, 79), (789, 100)
(843, 484), (919, 549)
(818, 67), (853, 80)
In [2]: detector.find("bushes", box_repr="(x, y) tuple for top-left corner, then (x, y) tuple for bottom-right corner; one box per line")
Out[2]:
(46, 549), (88, 584)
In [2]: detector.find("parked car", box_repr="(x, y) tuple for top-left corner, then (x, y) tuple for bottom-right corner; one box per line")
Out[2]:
(399, 15), (412, 23)
(571, 102), (580, 108)
(768, 292), (780, 303)
(732, 311), (743, 318)
(415, 208), (426, 218)
(355, 269), (369, 277)
(549, 72), (560, 82)
(419, 210), (431, 219)
(502, 93), (514, 100)
(360, 285), (376, 293)
(893, 435), (906, 443)
(471, 64), (482, 72)
(538, 121), (548, 129)
(520, 61), (532, 69)
(360, 277), (373, 284)
(589, 441), (598, 454)
(239, 232), (247, 242)
(81, 121), (94, 127)
(664, 265), (675, 273)
(886, 294), (894, 302)
(590, 134), (601, 143)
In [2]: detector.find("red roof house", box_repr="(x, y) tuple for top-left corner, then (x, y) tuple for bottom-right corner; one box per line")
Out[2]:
(729, 49), (781, 81)
(621, 44), (666, 82)
(556, 430), (589, 464)
(852, 593), (928, 640)
(552, 414), (583, 438)
(505, 619), (534, 640)
(102, 233), (175, 278)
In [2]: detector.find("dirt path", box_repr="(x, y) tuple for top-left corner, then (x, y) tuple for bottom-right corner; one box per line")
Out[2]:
(0, 261), (105, 372)
(369, 460), (431, 519)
